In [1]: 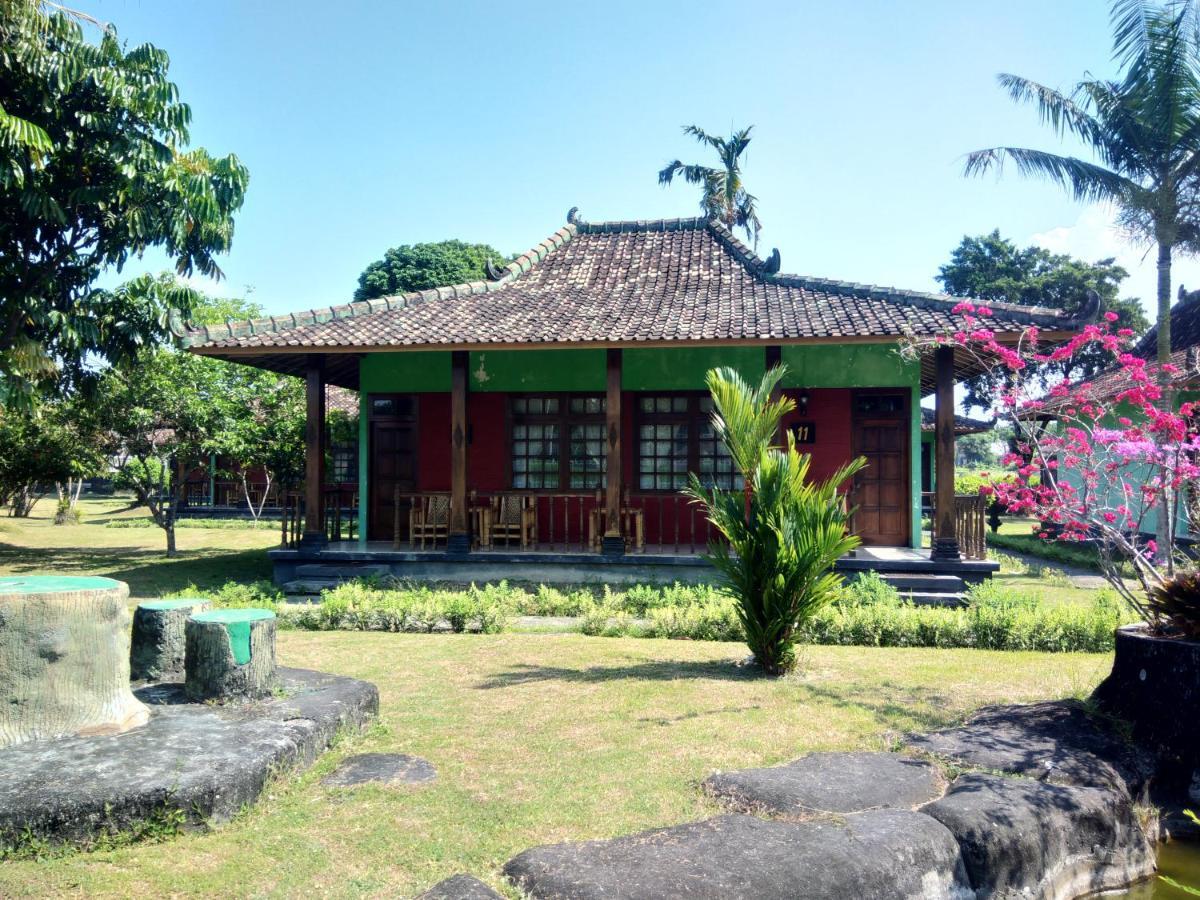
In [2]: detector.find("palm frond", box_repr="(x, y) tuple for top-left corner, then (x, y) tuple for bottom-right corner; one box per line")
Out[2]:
(998, 74), (1106, 146)
(964, 146), (1139, 203)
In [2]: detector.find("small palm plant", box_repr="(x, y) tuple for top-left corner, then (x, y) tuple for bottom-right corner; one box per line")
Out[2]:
(685, 366), (865, 675)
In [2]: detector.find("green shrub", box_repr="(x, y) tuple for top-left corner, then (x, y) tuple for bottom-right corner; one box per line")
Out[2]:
(684, 365), (864, 675)
(840, 571), (902, 607)
(166, 580), (284, 613)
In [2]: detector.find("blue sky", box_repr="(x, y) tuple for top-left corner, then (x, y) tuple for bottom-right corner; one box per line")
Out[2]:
(77, 0), (1200, 317)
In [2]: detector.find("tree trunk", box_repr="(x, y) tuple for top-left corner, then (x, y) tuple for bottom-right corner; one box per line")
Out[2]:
(0, 576), (149, 748)
(1156, 241), (1173, 563)
(130, 598), (213, 682)
(165, 522), (177, 558)
(184, 610), (277, 701)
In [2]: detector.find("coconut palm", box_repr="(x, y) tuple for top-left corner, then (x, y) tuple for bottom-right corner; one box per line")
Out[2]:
(966, 1), (1200, 376)
(658, 125), (763, 247)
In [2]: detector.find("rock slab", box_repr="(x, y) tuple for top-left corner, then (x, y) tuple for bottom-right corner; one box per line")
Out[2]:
(0, 667), (378, 845)
(906, 700), (1152, 794)
(705, 750), (943, 816)
(323, 752), (436, 787)
(416, 874), (505, 899)
(923, 772), (1155, 899)
(504, 809), (974, 900)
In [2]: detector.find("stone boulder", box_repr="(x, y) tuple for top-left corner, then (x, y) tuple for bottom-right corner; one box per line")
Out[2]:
(922, 772), (1155, 899)
(416, 874), (504, 899)
(905, 700), (1153, 795)
(504, 810), (974, 900)
(704, 751), (944, 817)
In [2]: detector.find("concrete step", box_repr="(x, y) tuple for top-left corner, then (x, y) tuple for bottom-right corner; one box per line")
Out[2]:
(894, 590), (967, 608)
(282, 578), (341, 596)
(293, 563), (390, 579)
(878, 573), (966, 594)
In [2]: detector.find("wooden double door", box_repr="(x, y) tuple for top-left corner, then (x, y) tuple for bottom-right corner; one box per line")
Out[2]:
(368, 395), (418, 541)
(849, 390), (911, 547)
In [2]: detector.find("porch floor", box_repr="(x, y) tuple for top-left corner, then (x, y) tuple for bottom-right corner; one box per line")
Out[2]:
(270, 541), (998, 589)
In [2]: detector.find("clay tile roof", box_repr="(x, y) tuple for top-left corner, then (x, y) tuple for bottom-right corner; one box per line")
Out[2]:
(920, 408), (993, 434)
(181, 212), (1088, 354)
(1067, 290), (1200, 402)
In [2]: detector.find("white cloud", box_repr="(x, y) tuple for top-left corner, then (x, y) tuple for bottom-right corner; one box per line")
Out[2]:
(1027, 206), (1200, 318)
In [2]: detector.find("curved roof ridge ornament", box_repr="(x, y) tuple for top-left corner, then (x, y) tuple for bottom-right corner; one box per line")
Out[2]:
(484, 257), (506, 281)
(167, 307), (188, 338)
(566, 206), (582, 225)
(1076, 289), (1102, 324)
(762, 248), (781, 275)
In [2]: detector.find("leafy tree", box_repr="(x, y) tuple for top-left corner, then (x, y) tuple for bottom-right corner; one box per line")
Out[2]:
(354, 240), (507, 301)
(937, 231), (1149, 408)
(964, 0), (1200, 389)
(658, 125), (762, 247)
(956, 431), (1000, 469)
(684, 367), (864, 675)
(0, 397), (103, 517)
(209, 370), (305, 523)
(0, 1), (248, 401)
(93, 348), (228, 556)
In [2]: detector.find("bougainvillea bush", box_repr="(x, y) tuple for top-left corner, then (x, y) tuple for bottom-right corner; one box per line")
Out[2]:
(903, 301), (1199, 629)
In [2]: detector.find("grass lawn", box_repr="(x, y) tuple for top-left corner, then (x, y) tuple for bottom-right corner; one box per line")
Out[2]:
(0, 496), (277, 598)
(0, 631), (1113, 899)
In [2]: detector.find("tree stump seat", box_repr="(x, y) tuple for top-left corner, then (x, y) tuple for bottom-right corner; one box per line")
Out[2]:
(130, 598), (213, 682)
(0, 575), (149, 749)
(184, 609), (277, 701)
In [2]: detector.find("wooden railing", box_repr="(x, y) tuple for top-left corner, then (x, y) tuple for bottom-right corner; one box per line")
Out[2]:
(925, 492), (987, 560)
(279, 488), (358, 548)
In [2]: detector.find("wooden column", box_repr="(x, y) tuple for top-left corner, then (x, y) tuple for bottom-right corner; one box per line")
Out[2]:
(602, 349), (624, 556)
(448, 350), (470, 554)
(301, 356), (327, 547)
(930, 345), (960, 560)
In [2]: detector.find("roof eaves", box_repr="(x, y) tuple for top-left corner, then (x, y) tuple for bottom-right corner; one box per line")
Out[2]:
(177, 222), (581, 348)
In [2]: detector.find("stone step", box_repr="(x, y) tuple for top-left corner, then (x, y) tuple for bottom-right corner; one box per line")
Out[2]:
(878, 572), (966, 593)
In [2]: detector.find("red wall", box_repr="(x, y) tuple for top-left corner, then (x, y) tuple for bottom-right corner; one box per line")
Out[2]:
(416, 392), (451, 491)
(781, 388), (854, 484)
(400, 387), (856, 546)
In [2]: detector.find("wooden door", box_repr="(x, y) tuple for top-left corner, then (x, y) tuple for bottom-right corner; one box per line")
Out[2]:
(368, 395), (418, 541)
(850, 391), (910, 547)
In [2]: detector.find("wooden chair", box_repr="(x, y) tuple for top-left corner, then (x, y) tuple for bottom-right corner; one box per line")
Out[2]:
(487, 494), (537, 549)
(410, 494), (450, 549)
(589, 489), (646, 553)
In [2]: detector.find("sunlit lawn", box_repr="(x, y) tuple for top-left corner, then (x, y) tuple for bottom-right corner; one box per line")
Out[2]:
(0, 496), (277, 598)
(0, 631), (1113, 899)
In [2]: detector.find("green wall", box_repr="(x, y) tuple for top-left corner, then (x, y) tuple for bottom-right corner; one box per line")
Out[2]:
(360, 351), (451, 393)
(622, 346), (765, 390)
(780, 343), (916, 387)
(467, 350), (606, 392)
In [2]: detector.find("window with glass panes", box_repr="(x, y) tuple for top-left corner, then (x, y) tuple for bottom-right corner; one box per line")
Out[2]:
(637, 394), (742, 491)
(510, 395), (606, 490)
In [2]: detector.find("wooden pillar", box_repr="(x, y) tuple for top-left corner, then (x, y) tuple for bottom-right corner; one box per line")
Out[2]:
(448, 350), (470, 554)
(602, 348), (624, 556)
(301, 356), (327, 547)
(930, 345), (960, 561)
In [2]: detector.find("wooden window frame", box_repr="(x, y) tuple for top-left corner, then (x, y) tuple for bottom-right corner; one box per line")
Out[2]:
(634, 392), (741, 493)
(507, 393), (607, 492)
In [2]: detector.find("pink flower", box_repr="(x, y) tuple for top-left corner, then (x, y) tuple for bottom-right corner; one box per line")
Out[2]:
(1104, 311), (1119, 322)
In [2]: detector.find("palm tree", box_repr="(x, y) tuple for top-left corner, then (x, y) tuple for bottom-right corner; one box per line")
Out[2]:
(658, 125), (763, 247)
(965, 0), (1200, 554)
(966, 1), (1200, 376)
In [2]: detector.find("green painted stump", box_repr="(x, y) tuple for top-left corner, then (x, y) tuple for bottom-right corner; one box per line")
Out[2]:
(184, 609), (277, 701)
(0, 575), (149, 748)
(130, 598), (213, 682)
